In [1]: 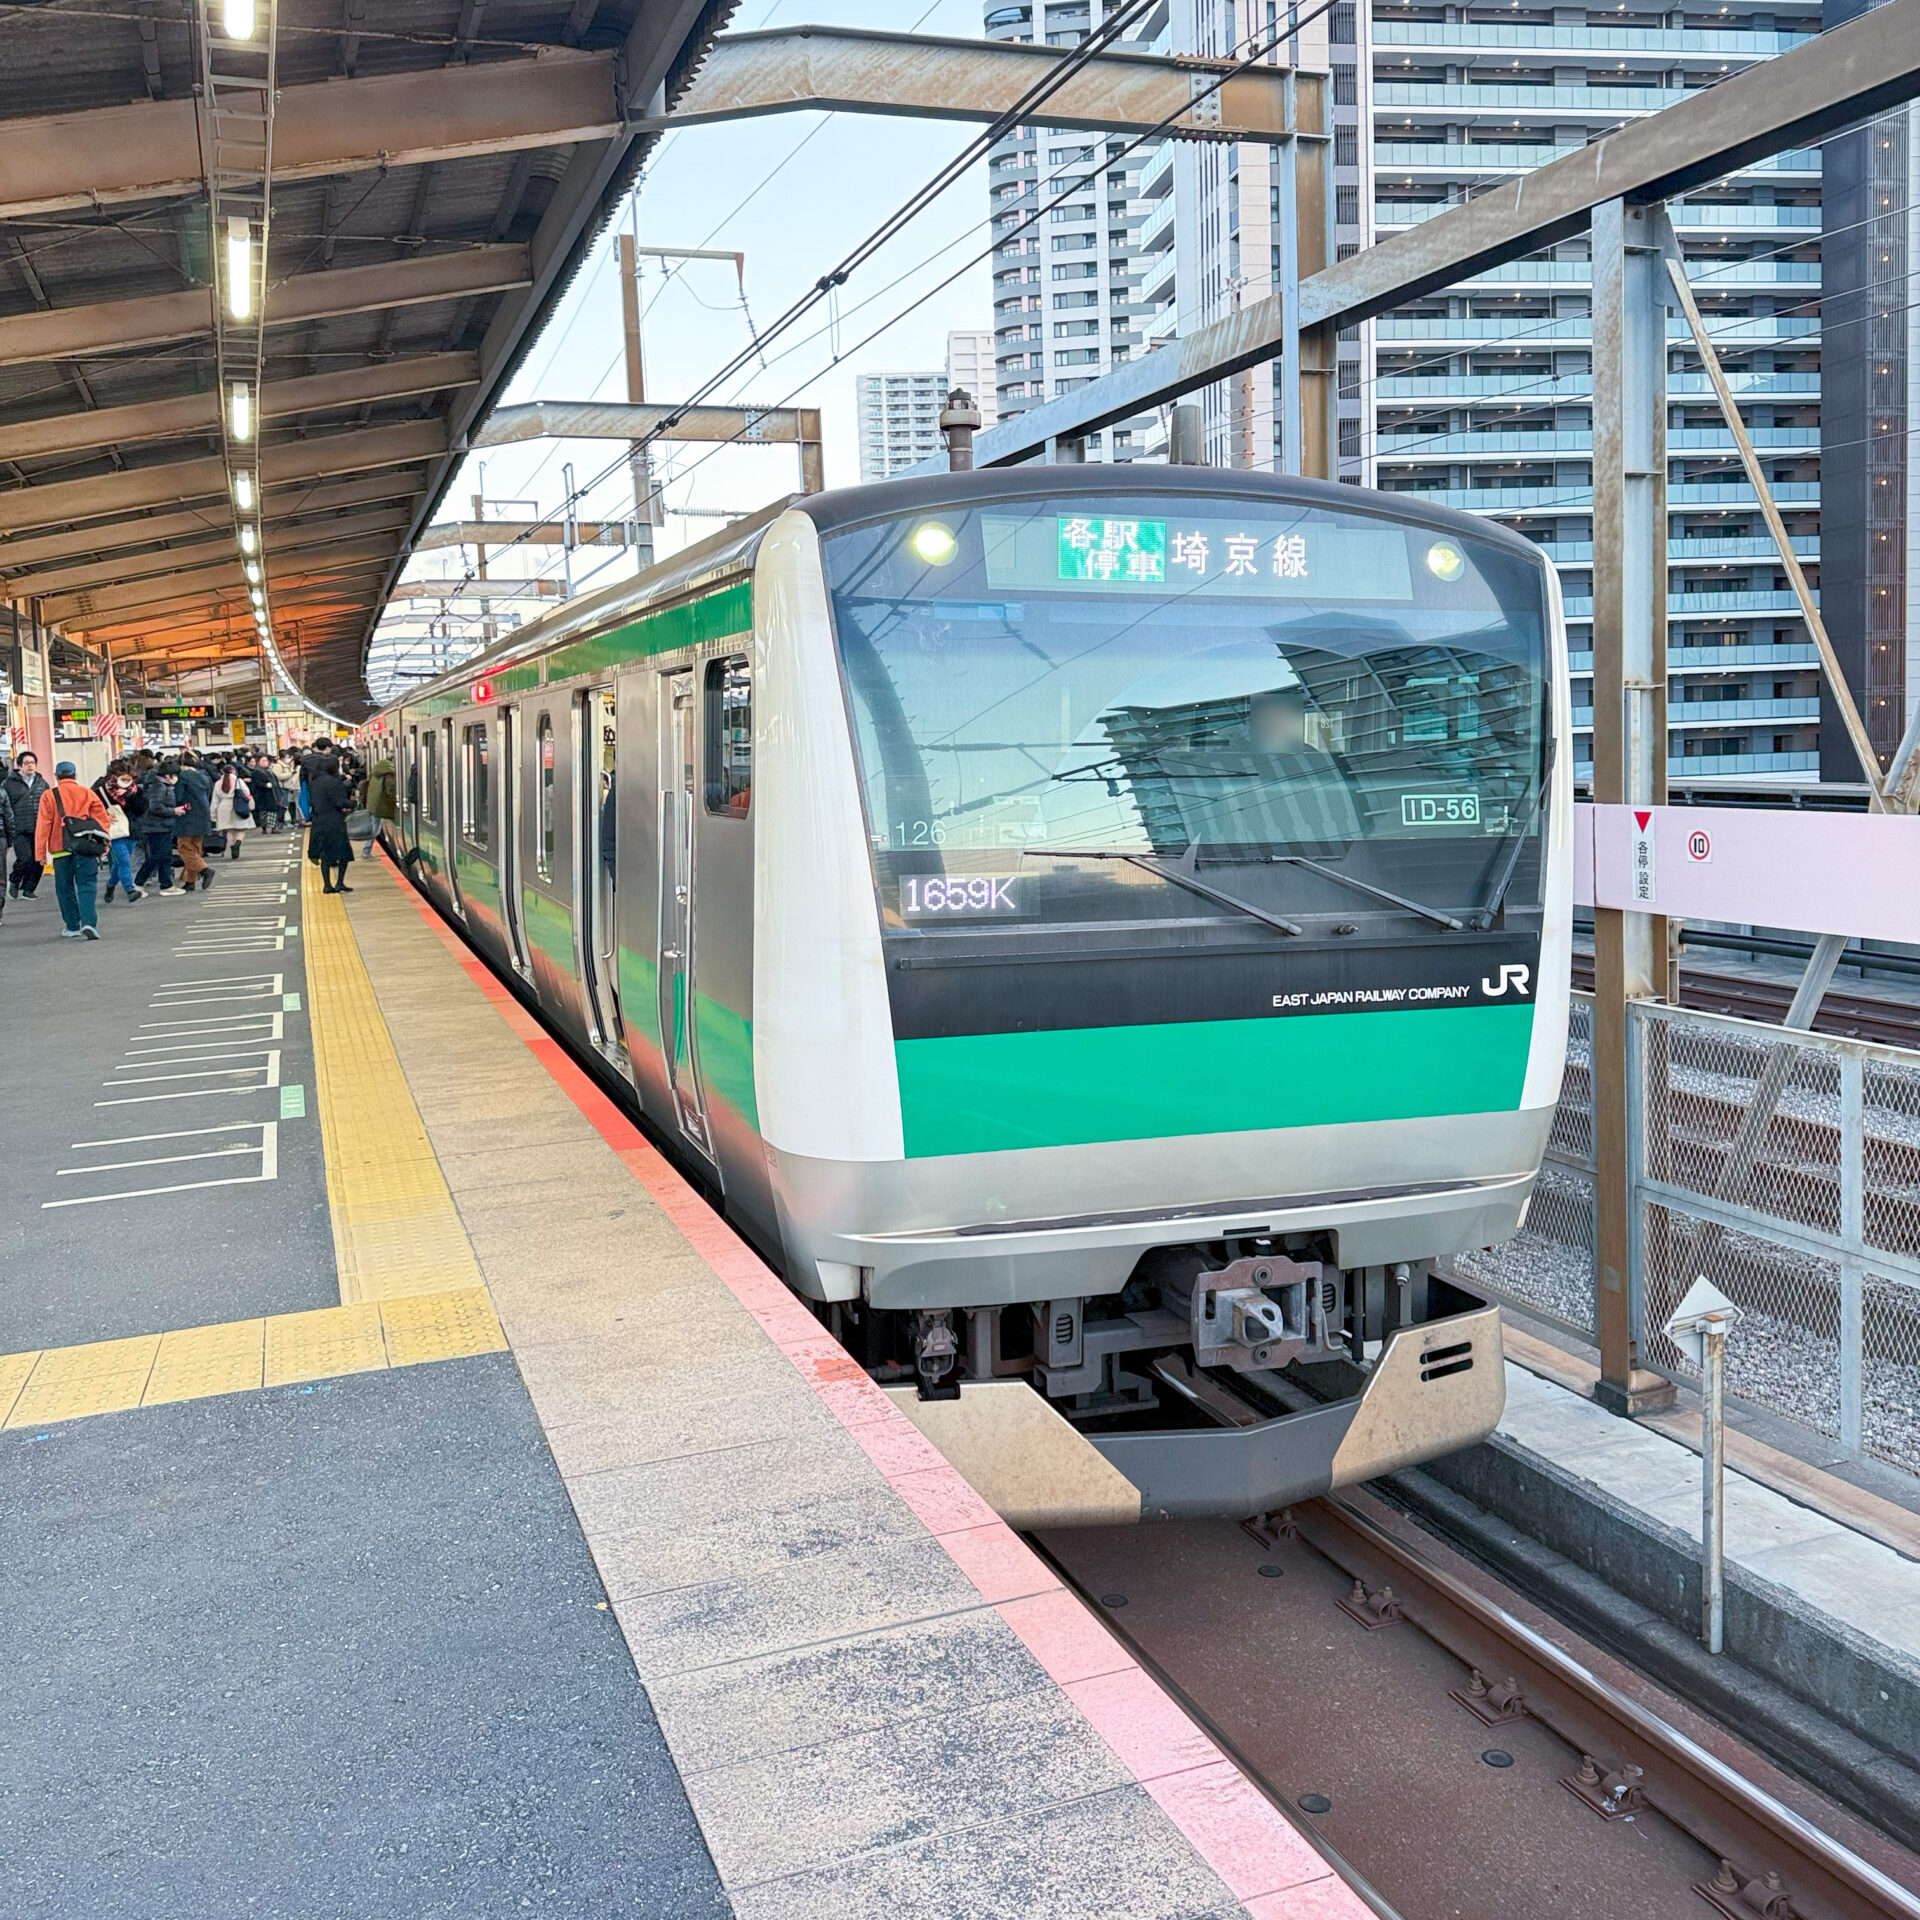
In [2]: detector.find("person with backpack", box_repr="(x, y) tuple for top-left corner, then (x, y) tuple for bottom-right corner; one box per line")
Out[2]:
(36, 759), (111, 939)
(135, 760), (187, 892)
(211, 762), (254, 859)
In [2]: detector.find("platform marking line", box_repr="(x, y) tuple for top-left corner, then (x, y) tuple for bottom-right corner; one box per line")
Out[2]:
(0, 1288), (508, 1429)
(303, 860), (487, 1305)
(363, 849), (1361, 1919)
(155, 972), (283, 990)
(43, 1122), (277, 1209)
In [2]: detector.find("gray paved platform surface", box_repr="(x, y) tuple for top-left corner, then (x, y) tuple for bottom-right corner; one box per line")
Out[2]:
(0, 1354), (728, 1919)
(1, 833), (334, 1348)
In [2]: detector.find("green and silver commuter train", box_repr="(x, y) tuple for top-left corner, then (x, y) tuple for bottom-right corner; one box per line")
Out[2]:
(384, 466), (1572, 1520)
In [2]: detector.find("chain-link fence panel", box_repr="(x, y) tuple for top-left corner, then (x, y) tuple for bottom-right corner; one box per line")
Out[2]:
(1639, 1010), (1843, 1239)
(1863, 1058), (1920, 1266)
(1448, 993), (1597, 1340)
(1863, 1277), (1920, 1478)
(1640, 1196), (1842, 1442)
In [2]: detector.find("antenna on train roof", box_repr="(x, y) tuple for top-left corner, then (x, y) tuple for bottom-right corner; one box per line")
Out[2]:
(939, 389), (982, 472)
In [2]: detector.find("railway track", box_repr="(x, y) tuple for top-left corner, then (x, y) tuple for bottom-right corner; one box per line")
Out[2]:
(1040, 1493), (1920, 1920)
(1571, 957), (1920, 1051)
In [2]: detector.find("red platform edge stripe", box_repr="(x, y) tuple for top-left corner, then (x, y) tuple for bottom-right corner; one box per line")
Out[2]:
(370, 848), (1359, 1914)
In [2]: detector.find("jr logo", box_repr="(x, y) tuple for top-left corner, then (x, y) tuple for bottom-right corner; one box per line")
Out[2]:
(1481, 963), (1532, 998)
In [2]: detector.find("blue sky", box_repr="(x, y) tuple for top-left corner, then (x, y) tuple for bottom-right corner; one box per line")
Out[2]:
(383, 0), (999, 649)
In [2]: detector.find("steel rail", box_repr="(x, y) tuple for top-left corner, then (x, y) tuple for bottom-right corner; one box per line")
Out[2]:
(1293, 1496), (1920, 1920)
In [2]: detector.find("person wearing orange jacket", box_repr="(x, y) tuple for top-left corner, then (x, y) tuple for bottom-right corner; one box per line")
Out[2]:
(36, 760), (111, 940)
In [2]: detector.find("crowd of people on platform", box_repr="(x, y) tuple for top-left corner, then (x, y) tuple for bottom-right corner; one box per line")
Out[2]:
(0, 738), (398, 939)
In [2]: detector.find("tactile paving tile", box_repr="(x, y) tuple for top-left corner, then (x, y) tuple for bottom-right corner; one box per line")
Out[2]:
(143, 1319), (267, 1406)
(379, 1287), (508, 1369)
(262, 1302), (387, 1387)
(0, 1348), (42, 1426)
(302, 862), (488, 1304)
(6, 1334), (161, 1428)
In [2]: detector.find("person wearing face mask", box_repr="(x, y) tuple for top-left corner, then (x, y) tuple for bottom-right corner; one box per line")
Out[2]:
(135, 760), (189, 893)
(94, 757), (148, 904)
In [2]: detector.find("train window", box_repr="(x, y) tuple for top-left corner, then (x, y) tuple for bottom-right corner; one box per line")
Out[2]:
(703, 656), (751, 816)
(421, 729), (440, 827)
(822, 493), (1550, 934)
(460, 723), (490, 850)
(536, 712), (555, 879)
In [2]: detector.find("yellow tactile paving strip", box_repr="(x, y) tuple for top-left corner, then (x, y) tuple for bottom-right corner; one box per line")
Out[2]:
(0, 1288), (506, 1430)
(304, 858), (488, 1304)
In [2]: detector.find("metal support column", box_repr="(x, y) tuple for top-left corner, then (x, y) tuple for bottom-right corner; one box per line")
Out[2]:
(1590, 200), (1676, 1418)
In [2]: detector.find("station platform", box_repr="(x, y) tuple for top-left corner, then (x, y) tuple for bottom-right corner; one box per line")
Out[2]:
(0, 834), (1361, 1919)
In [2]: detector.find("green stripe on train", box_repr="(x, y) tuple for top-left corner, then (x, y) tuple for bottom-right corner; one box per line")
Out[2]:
(545, 578), (752, 682)
(893, 1003), (1537, 1158)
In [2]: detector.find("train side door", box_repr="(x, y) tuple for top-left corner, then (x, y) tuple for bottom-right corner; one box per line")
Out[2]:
(403, 723), (420, 844)
(441, 717), (465, 919)
(578, 686), (629, 1074)
(498, 705), (533, 980)
(657, 667), (712, 1156)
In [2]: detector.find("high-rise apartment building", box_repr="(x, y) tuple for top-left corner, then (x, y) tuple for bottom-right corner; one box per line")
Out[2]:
(983, 1), (1161, 458)
(1820, 0), (1915, 780)
(946, 330), (999, 425)
(1361, 0), (1827, 785)
(855, 369), (947, 482)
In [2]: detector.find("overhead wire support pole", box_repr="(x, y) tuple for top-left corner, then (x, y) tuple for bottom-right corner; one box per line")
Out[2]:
(1589, 199), (1676, 1421)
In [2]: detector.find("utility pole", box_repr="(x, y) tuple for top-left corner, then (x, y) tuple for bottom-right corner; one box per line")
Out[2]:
(472, 491), (496, 644)
(617, 233), (660, 572)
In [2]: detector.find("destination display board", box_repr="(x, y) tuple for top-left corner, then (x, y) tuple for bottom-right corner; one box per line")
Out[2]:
(981, 513), (1420, 602)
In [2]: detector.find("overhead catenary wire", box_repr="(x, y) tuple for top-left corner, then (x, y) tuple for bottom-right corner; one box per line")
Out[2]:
(377, 0), (1336, 655)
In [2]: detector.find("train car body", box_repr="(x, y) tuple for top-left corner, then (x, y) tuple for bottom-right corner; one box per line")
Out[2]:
(384, 467), (1572, 1520)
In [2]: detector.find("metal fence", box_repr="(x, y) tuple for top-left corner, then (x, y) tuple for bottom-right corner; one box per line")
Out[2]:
(1632, 1002), (1920, 1477)
(1450, 992), (1600, 1344)
(1453, 991), (1920, 1477)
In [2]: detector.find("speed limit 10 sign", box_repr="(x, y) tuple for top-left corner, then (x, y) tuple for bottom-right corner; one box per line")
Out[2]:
(1687, 828), (1713, 864)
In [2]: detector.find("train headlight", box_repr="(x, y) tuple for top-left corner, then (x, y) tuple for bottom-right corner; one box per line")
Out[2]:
(910, 521), (958, 565)
(1426, 540), (1466, 582)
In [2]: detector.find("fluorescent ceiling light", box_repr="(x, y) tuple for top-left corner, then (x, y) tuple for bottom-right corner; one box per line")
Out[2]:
(233, 470), (255, 511)
(229, 381), (253, 440)
(222, 0), (257, 40)
(239, 523), (258, 554)
(226, 217), (253, 322)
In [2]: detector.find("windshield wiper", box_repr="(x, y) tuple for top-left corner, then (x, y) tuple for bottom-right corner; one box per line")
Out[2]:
(1024, 842), (1303, 936)
(1473, 739), (1555, 930)
(1264, 855), (1466, 932)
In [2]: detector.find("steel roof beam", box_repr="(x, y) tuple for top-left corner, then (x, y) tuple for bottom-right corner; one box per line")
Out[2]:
(953, 0), (1920, 470)
(0, 474), (422, 575)
(471, 399), (821, 446)
(0, 53), (622, 221)
(12, 507), (416, 599)
(0, 353), (480, 464)
(0, 419), (447, 536)
(50, 538), (405, 627)
(0, 247), (529, 374)
(652, 25), (1313, 141)
(68, 561), (404, 640)
(413, 518), (632, 551)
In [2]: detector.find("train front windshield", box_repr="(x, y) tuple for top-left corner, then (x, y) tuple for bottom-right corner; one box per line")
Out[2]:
(821, 493), (1551, 934)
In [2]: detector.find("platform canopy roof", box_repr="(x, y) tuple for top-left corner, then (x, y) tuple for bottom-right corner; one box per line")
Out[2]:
(0, 0), (731, 720)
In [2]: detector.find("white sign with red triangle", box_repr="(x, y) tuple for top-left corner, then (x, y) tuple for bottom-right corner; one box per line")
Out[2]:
(1629, 808), (1656, 906)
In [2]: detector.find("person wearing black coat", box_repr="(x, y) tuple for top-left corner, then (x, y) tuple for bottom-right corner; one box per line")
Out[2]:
(3, 752), (51, 899)
(172, 751), (216, 891)
(306, 756), (357, 893)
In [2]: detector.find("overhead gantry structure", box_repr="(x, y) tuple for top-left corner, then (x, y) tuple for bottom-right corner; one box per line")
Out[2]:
(0, 8), (1303, 720)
